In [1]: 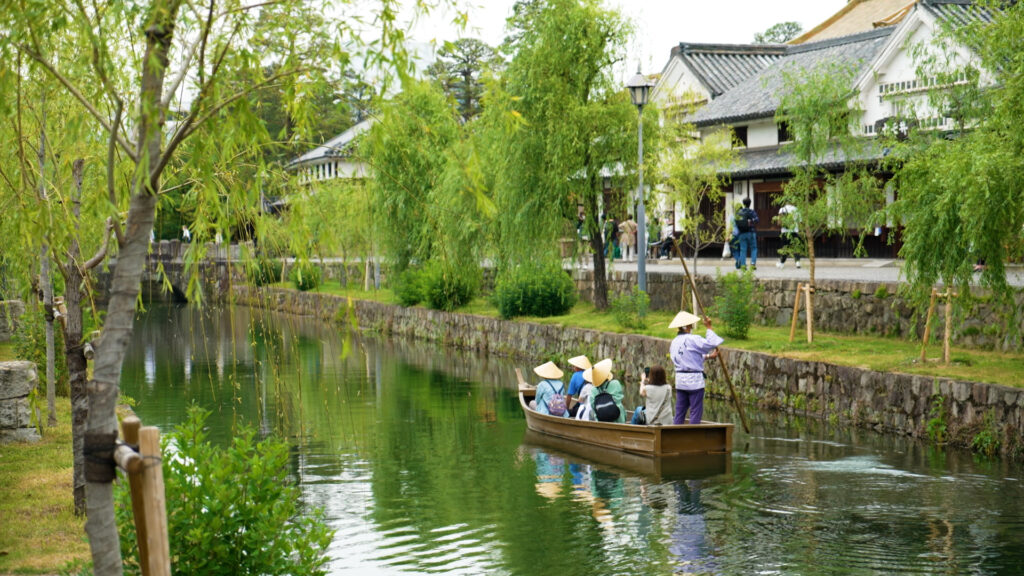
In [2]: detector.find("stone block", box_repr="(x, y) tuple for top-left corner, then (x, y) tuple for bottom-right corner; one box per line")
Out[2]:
(0, 427), (41, 443)
(0, 398), (32, 429)
(0, 361), (37, 401)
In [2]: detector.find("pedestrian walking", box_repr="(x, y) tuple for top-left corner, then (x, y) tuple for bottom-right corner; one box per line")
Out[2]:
(619, 215), (638, 262)
(776, 203), (801, 269)
(734, 197), (758, 270)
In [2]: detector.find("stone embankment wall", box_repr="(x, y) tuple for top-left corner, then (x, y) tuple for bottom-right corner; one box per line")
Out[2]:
(237, 287), (1023, 455)
(571, 269), (1024, 351)
(0, 361), (40, 443)
(0, 300), (25, 343)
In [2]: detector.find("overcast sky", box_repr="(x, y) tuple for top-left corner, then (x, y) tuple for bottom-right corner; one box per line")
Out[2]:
(400, 0), (849, 80)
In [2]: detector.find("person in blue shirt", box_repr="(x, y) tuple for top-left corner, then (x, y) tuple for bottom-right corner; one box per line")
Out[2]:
(565, 355), (591, 416)
(530, 361), (567, 416)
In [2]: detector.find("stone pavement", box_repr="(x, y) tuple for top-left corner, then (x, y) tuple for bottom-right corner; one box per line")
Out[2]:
(583, 257), (1024, 287)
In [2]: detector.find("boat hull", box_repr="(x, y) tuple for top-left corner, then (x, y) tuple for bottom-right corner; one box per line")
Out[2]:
(520, 391), (732, 457)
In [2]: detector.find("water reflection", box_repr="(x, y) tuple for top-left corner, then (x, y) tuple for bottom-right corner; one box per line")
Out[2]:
(121, 304), (1024, 576)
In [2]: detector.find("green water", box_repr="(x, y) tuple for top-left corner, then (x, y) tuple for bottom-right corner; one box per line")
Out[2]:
(121, 304), (1024, 575)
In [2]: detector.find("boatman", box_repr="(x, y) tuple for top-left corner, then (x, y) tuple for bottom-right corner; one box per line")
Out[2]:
(668, 311), (722, 424)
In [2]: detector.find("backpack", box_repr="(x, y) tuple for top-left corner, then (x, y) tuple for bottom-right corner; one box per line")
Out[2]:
(546, 382), (567, 416)
(735, 208), (755, 233)
(593, 391), (620, 422)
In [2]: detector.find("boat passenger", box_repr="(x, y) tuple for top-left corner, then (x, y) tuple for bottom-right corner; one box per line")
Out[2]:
(529, 361), (567, 416)
(669, 311), (722, 424)
(565, 355), (591, 416)
(639, 365), (673, 425)
(585, 359), (625, 423)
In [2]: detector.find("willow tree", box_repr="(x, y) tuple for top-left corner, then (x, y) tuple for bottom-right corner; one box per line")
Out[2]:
(1, 0), (434, 572)
(775, 61), (884, 335)
(886, 0), (1023, 344)
(491, 0), (654, 310)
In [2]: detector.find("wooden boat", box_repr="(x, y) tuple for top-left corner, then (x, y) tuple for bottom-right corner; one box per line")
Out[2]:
(519, 388), (733, 457)
(521, 430), (731, 481)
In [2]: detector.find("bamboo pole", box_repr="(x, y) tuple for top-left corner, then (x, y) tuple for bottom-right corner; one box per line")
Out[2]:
(120, 417), (150, 576)
(805, 285), (815, 344)
(139, 426), (170, 576)
(920, 288), (938, 362)
(671, 243), (750, 433)
(789, 283), (803, 343)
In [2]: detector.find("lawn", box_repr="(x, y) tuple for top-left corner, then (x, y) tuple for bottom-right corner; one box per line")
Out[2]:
(302, 284), (1024, 388)
(0, 400), (90, 574)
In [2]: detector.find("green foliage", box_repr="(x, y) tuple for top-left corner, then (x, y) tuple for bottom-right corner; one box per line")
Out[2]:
(754, 21), (803, 44)
(289, 261), (322, 292)
(116, 406), (333, 576)
(851, 289), (862, 300)
(610, 287), (650, 330)
(393, 268), (428, 307)
(422, 262), (479, 312)
(775, 61), (885, 287)
(246, 257), (283, 287)
(12, 305), (68, 397)
(426, 38), (503, 121)
(971, 409), (1002, 457)
(493, 264), (578, 319)
(874, 285), (889, 299)
(926, 395), (948, 443)
(885, 3), (1024, 335)
(712, 269), (761, 339)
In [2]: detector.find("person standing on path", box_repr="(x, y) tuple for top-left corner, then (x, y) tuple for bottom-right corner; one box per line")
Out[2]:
(619, 215), (638, 262)
(735, 197), (758, 270)
(776, 203), (801, 269)
(669, 311), (723, 424)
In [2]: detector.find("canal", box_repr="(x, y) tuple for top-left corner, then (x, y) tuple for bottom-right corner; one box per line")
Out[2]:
(120, 304), (1024, 575)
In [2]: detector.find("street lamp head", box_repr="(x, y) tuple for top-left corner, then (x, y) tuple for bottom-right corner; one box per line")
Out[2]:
(627, 69), (653, 109)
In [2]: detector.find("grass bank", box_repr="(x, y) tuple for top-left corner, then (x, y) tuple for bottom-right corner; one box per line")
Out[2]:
(0, 400), (90, 574)
(306, 283), (1024, 388)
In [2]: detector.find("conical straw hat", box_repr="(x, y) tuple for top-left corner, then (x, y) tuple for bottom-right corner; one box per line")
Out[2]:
(568, 355), (592, 370)
(668, 311), (701, 329)
(533, 361), (563, 380)
(585, 359), (612, 386)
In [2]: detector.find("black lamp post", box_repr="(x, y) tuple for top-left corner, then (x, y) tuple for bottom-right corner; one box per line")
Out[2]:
(627, 68), (654, 292)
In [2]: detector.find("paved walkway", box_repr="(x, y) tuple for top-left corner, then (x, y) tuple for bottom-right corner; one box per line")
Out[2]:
(580, 257), (1024, 287)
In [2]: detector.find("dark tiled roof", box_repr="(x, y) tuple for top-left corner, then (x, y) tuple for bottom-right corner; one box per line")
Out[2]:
(921, 0), (998, 27)
(688, 27), (895, 128)
(673, 43), (786, 98)
(727, 141), (889, 179)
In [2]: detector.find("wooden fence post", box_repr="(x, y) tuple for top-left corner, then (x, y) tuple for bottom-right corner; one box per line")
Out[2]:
(139, 426), (171, 576)
(789, 283), (803, 343)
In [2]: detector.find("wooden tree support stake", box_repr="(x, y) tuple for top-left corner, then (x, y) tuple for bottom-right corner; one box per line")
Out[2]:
(672, 242), (750, 434)
(919, 289), (957, 365)
(920, 288), (938, 362)
(789, 283), (803, 343)
(118, 416), (170, 576)
(805, 285), (815, 345)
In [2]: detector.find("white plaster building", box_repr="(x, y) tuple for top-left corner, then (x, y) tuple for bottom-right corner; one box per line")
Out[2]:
(287, 118), (374, 185)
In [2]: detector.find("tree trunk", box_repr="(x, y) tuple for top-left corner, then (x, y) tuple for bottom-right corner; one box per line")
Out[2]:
(66, 159), (89, 516)
(85, 2), (182, 573)
(585, 195), (608, 310)
(38, 115), (57, 427)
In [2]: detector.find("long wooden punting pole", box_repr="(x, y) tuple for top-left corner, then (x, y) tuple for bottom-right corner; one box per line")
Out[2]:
(672, 244), (751, 434)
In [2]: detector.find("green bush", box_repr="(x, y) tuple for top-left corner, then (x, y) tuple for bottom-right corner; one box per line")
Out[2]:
(246, 257), (283, 287)
(611, 287), (650, 330)
(971, 409), (1001, 457)
(494, 264), (578, 319)
(12, 305), (68, 397)
(393, 267), (428, 307)
(874, 284), (889, 299)
(289, 261), (322, 291)
(712, 268), (761, 339)
(423, 262), (478, 311)
(926, 395), (947, 443)
(116, 406), (333, 576)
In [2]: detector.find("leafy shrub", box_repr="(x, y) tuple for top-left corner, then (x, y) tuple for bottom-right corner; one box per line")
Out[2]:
(246, 257), (283, 287)
(116, 406), (333, 576)
(393, 267), (428, 307)
(874, 284), (889, 299)
(494, 264), (577, 319)
(611, 287), (650, 330)
(423, 262), (478, 311)
(971, 409), (1001, 457)
(12, 305), (68, 396)
(712, 268), (761, 339)
(926, 395), (947, 443)
(851, 289), (862, 299)
(289, 261), (322, 291)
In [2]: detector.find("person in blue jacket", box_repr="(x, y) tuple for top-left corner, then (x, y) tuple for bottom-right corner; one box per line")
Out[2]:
(565, 355), (591, 416)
